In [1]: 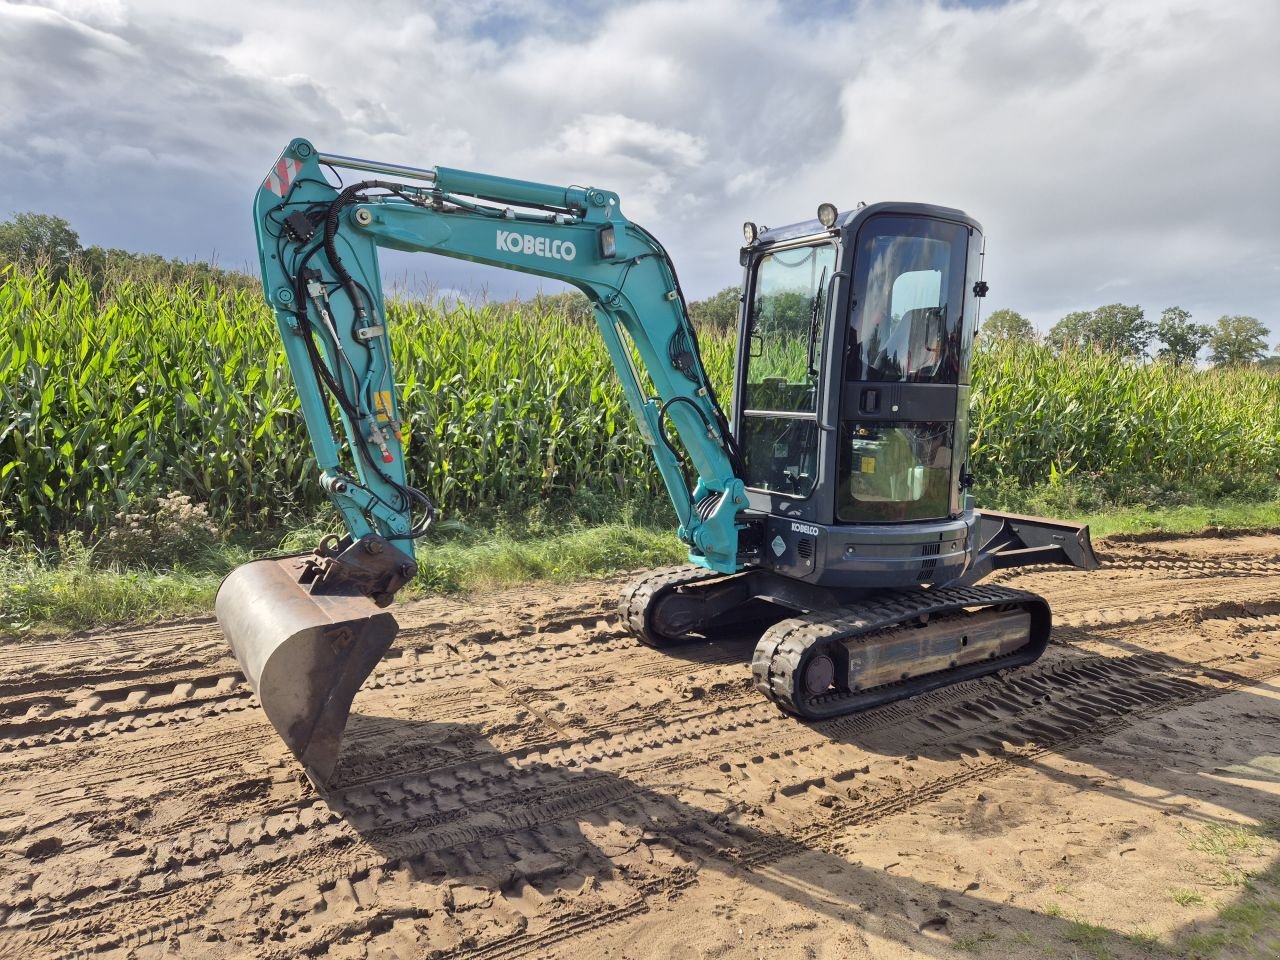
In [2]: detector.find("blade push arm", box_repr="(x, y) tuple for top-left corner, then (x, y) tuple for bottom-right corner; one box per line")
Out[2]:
(253, 138), (748, 591)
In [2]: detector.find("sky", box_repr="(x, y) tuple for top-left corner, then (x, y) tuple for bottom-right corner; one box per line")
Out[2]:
(1, 0), (1276, 332)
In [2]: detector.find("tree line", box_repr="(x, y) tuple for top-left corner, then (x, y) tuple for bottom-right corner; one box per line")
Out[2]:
(0, 211), (255, 295)
(4, 211), (1271, 369)
(688, 282), (1272, 369)
(982, 305), (1273, 368)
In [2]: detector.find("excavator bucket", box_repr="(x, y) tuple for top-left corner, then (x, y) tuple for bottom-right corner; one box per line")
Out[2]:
(215, 554), (399, 784)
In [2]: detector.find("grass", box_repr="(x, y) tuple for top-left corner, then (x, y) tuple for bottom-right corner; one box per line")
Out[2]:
(1030, 854), (1280, 959)
(1078, 501), (1280, 539)
(0, 558), (221, 636)
(0, 521), (686, 639)
(1063, 918), (1113, 960)
(951, 930), (997, 952)
(6, 494), (1280, 639)
(0, 529), (235, 635)
(1181, 861), (1280, 959)
(1213, 868), (1254, 890)
(1171, 888), (1206, 907)
(1185, 821), (1280, 860)
(5, 493), (1280, 640)
(1124, 928), (1164, 953)
(411, 522), (685, 594)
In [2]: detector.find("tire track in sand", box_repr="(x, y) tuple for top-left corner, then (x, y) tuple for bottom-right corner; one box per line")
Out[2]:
(1, 539), (1278, 957)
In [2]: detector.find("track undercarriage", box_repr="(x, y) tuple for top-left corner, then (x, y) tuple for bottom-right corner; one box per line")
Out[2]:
(620, 565), (1053, 721)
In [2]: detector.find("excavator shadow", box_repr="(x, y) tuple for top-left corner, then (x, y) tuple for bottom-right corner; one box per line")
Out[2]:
(634, 626), (1280, 831)
(794, 647), (1280, 826)
(300, 687), (1280, 959)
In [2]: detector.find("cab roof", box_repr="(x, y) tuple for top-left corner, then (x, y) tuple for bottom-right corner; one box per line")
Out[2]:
(750, 201), (978, 249)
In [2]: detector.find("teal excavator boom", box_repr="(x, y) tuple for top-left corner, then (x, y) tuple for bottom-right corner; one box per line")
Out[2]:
(217, 139), (1097, 784)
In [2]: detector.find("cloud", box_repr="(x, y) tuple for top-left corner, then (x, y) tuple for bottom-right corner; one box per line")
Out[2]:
(0, 0), (1276, 326)
(804, 0), (1280, 326)
(554, 115), (706, 170)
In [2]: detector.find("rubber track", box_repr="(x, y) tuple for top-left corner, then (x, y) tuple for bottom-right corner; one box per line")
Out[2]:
(617, 564), (729, 647)
(752, 584), (1049, 719)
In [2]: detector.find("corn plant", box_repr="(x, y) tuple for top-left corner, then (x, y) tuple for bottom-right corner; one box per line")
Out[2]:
(2, 262), (1278, 547)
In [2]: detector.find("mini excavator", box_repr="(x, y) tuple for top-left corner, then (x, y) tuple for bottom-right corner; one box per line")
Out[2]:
(217, 139), (1098, 783)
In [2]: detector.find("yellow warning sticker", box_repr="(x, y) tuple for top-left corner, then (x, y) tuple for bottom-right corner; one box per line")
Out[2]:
(861, 456), (876, 474)
(374, 390), (394, 423)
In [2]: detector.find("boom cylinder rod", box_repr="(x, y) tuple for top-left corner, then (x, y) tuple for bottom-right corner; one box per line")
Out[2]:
(316, 152), (439, 184)
(317, 151), (586, 213)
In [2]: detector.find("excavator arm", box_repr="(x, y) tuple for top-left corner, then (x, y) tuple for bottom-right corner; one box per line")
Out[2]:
(218, 139), (749, 781)
(259, 138), (745, 575)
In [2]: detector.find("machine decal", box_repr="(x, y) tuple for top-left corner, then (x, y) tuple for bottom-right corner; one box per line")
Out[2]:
(496, 230), (576, 261)
(771, 535), (786, 557)
(264, 157), (301, 198)
(790, 521), (820, 536)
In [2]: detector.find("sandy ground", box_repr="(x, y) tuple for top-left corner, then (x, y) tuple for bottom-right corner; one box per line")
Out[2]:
(1, 533), (1279, 959)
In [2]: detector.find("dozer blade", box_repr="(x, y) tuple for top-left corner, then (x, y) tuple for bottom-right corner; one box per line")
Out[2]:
(969, 509), (1100, 579)
(215, 555), (399, 784)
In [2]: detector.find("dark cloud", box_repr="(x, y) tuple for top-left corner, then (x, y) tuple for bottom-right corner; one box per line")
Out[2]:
(0, 0), (1275, 330)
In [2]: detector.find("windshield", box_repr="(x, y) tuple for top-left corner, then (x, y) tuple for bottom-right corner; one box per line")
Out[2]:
(845, 217), (968, 384)
(742, 244), (837, 413)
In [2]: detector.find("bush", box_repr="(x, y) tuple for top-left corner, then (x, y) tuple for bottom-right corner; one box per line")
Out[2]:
(98, 492), (221, 569)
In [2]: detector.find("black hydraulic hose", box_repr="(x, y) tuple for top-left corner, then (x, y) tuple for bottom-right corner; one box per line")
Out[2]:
(324, 181), (379, 318)
(628, 222), (746, 478)
(291, 220), (435, 535)
(657, 395), (717, 470)
(293, 246), (362, 424)
(322, 179), (423, 318)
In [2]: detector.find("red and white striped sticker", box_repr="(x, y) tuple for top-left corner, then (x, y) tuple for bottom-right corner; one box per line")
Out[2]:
(264, 157), (301, 197)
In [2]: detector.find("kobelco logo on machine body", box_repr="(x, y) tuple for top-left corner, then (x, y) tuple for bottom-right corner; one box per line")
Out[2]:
(790, 521), (821, 536)
(496, 230), (576, 261)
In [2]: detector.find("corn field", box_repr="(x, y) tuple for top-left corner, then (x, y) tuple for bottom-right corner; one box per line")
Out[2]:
(2, 264), (1278, 545)
(970, 342), (1280, 494)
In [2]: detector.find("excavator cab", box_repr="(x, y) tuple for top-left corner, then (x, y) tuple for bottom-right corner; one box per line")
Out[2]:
(735, 207), (973, 537)
(730, 205), (1091, 587)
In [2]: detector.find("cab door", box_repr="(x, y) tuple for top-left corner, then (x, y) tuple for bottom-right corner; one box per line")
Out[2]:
(735, 241), (837, 520)
(837, 216), (976, 524)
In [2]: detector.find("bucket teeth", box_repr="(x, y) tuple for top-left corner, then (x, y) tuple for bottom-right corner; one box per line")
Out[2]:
(215, 555), (399, 784)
